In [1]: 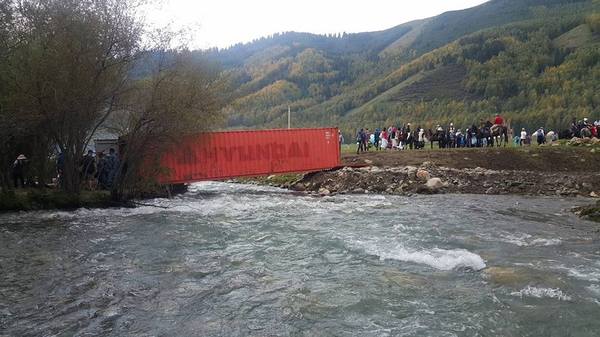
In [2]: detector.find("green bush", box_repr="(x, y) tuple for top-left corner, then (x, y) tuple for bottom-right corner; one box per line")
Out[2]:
(586, 13), (600, 33)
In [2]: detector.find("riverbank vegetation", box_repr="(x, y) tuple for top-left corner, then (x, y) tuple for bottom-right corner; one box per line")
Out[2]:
(0, 0), (224, 208)
(574, 201), (600, 222)
(0, 189), (113, 212)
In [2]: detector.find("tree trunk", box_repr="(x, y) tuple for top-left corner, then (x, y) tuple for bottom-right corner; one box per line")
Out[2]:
(61, 151), (80, 194)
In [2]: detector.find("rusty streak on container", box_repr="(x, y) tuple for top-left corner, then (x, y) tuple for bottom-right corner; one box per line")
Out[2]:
(159, 128), (340, 184)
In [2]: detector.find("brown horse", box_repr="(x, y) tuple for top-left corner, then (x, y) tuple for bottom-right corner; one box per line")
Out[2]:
(491, 124), (509, 147)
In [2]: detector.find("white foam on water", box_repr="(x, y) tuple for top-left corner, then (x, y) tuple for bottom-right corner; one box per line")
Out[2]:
(492, 232), (562, 247)
(497, 232), (561, 247)
(499, 233), (532, 246)
(530, 238), (562, 246)
(357, 240), (486, 271)
(566, 268), (600, 282)
(511, 286), (572, 301)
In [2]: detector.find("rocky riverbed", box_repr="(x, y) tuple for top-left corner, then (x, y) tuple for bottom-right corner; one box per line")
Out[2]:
(242, 147), (600, 222)
(289, 162), (600, 198)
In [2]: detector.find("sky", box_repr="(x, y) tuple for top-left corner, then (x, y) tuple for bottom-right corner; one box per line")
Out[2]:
(145, 0), (489, 50)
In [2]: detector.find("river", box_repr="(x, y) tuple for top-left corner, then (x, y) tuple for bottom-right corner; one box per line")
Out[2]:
(1, 182), (600, 336)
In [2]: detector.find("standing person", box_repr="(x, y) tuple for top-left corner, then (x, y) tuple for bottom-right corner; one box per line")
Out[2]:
(398, 126), (406, 150)
(380, 128), (389, 150)
(471, 124), (479, 147)
(456, 129), (464, 148)
(374, 128), (381, 151)
(465, 127), (472, 148)
(570, 118), (579, 138)
(405, 123), (413, 150)
(56, 152), (65, 187)
(106, 148), (120, 187)
(536, 127), (545, 145)
(418, 128), (425, 149)
(520, 128), (527, 146)
(448, 125), (456, 148)
(96, 152), (109, 189)
(364, 128), (371, 151)
(338, 130), (344, 152)
(356, 129), (365, 154)
(12, 154), (27, 188)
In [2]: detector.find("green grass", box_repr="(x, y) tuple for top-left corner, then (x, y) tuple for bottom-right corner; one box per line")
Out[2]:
(0, 189), (114, 212)
(553, 24), (599, 49)
(575, 200), (600, 223)
(236, 173), (303, 187)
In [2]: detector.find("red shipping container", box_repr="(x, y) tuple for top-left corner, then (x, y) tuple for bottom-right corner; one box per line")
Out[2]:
(159, 128), (340, 184)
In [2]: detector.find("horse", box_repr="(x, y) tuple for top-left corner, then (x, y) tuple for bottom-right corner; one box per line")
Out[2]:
(490, 124), (509, 147)
(426, 129), (435, 149)
(558, 129), (573, 140)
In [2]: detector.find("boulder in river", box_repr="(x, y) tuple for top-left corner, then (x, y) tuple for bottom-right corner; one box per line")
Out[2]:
(292, 183), (306, 191)
(318, 188), (331, 196)
(426, 178), (445, 190)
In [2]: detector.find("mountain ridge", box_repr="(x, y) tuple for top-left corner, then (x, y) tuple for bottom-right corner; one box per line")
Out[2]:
(201, 0), (600, 138)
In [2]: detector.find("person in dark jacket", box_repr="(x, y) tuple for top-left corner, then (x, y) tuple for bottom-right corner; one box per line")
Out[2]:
(95, 152), (109, 189)
(356, 129), (365, 154)
(12, 154), (27, 188)
(106, 148), (120, 187)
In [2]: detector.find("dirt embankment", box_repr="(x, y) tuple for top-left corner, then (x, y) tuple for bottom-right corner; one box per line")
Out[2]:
(288, 147), (600, 198)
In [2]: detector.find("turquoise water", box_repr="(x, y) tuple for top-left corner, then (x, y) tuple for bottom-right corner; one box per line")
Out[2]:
(1, 182), (599, 336)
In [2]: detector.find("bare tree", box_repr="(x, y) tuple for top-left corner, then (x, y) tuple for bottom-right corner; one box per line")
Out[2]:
(0, 1), (19, 191)
(1, 0), (224, 198)
(107, 49), (225, 200)
(8, 0), (142, 193)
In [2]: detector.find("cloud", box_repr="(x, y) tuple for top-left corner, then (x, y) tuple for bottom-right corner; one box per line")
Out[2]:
(144, 0), (488, 49)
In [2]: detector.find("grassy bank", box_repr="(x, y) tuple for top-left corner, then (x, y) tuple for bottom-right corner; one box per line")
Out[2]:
(0, 189), (120, 212)
(574, 201), (600, 223)
(234, 173), (303, 188)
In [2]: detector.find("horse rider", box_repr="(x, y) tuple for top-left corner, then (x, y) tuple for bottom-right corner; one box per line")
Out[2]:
(494, 114), (504, 127)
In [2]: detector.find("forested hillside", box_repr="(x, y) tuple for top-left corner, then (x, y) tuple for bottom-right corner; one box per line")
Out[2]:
(202, 0), (600, 138)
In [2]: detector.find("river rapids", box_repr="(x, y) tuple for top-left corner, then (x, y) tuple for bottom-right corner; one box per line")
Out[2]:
(1, 182), (600, 336)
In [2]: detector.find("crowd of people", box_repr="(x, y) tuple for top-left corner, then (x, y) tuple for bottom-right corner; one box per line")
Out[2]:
(11, 148), (120, 190)
(568, 118), (599, 139)
(352, 115), (600, 154)
(75, 148), (120, 190)
(353, 114), (510, 154)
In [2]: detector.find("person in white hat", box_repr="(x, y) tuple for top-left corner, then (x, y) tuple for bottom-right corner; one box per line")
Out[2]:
(12, 154), (27, 188)
(520, 128), (527, 146)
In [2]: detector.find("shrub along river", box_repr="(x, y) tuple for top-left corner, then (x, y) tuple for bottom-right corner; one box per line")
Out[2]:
(1, 182), (600, 336)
